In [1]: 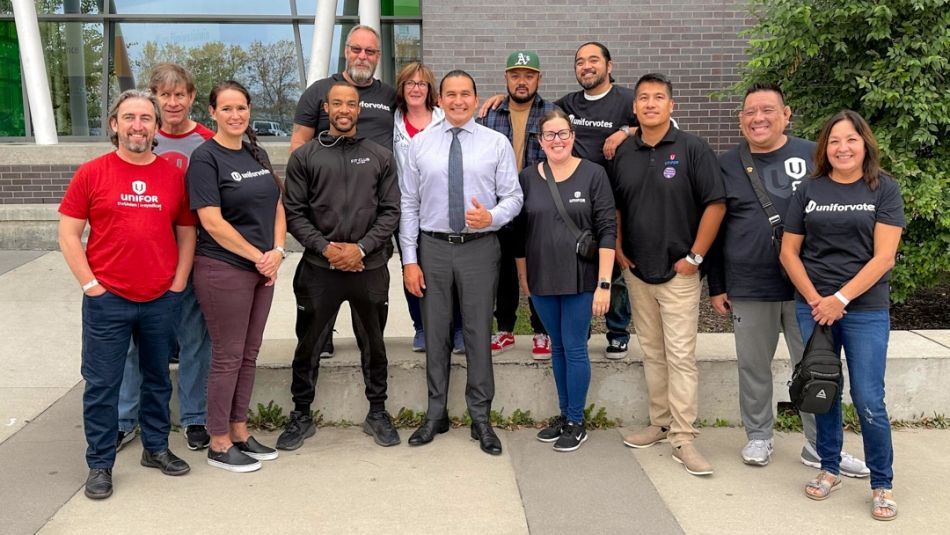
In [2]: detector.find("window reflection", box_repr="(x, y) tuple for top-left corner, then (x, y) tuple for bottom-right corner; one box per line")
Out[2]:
(110, 1), (290, 16)
(41, 22), (104, 135)
(0, 21), (24, 135)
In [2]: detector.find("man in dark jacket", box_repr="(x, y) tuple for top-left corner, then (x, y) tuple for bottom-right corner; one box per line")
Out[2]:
(279, 82), (401, 450)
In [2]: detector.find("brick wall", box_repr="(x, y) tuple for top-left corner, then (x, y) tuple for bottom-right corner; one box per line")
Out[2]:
(0, 165), (75, 204)
(422, 0), (751, 152)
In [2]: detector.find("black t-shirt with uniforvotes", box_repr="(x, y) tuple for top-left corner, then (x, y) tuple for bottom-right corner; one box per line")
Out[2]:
(556, 86), (637, 170)
(784, 174), (905, 310)
(187, 139), (281, 271)
(293, 73), (396, 149)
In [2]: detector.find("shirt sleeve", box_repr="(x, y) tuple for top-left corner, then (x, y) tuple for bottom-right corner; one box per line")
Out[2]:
(399, 137), (423, 264)
(486, 137), (524, 230)
(784, 181), (808, 235)
(58, 164), (90, 220)
(174, 169), (197, 226)
(691, 142), (726, 205)
(293, 82), (323, 128)
(590, 165), (617, 249)
(875, 177), (906, 228)
(186, 150), (222, 210)
(283, 149), (331, 253)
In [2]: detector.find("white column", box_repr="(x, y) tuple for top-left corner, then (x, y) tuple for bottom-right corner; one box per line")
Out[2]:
(358, 0), (382, 79)
(307, 0), (337, 86)
(12, 0), (58, 144)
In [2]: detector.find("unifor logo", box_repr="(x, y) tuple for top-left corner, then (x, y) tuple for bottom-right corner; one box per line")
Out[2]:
(574, 191), (581, 198)
(131, 180), (146, 194)
(805, 200), (817, 213)
(785, 157), (807, 180)
(515, 53), (532, 66)
(231, 171), (243, 182)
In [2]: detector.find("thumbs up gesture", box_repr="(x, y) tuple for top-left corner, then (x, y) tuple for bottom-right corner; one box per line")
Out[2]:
(465, 197), (493, 230)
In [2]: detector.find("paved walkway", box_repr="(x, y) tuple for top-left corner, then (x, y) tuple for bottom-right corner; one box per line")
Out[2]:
(2, 251), (949, 534)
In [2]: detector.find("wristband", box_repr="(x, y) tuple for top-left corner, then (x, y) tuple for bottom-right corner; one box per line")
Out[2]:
(275, 246), (287, 259)
(82, 279), (100, 292)
(834, 291), (850, 306)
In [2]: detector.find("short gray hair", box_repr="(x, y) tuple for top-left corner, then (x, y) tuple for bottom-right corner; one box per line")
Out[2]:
(345, 24), (381, 47)
(107, 90), (162, 148)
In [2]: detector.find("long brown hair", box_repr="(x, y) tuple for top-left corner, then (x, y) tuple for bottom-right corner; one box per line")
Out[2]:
(208, 80), (284, 194)
(813, 110), (882, 191)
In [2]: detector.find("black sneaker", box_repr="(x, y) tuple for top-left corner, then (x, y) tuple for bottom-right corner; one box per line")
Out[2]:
(276, 411), (316, 451)
(116, 430), (136, 452)
(553, 422), (588, 452)
(233, 436), (279, 461)
(604, 339), (628, 359)
(84, 468), (113, 500)
(320, 332), (335, 359)
(185, 424), (210, 450)
(536, 415), (567, 443)
(207, 446), (262, 473)
(363, 410), (401, 447)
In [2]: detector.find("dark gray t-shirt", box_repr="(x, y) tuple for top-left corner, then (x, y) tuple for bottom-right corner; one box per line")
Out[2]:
(556, 86), (637, 171)
(293, 73), (396, 149)
(187, 139), (280, 271)
(784, 175), (905, 309)
(709, 136), (815, 300)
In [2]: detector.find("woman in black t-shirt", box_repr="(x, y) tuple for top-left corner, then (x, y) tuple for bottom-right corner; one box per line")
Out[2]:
(515, 109), (616, 452)
(780, 110), (904, 521)
(187, 80), (286, 473)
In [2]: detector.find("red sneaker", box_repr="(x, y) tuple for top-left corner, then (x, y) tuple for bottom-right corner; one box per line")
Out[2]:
(531, 334), (552, 360)
(491, 331), (515, 354)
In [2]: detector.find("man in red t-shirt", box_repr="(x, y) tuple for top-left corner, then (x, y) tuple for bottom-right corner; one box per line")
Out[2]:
(59, 90), (197, 500)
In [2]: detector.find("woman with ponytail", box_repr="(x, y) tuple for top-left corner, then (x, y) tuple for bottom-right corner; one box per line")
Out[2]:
(187, 80), (286, 473)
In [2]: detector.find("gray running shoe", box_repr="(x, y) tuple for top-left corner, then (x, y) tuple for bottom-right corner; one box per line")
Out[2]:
(741, 438), (773, 466)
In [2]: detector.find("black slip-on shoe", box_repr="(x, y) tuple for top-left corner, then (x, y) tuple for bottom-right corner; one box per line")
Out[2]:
(233, 436), (279, 461)
(207, 446), (262, 473)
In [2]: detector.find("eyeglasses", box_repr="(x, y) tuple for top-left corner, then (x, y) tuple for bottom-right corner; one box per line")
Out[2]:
(541, 129), (573, 141)
(403, 80), (428, 89)
(347, 45), (380, 58)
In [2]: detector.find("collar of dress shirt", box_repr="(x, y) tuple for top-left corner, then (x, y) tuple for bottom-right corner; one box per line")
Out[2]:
(441, 116), (477, 134)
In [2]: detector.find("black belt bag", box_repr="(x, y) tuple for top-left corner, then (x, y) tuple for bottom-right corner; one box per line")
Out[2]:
(543, 161), (598, 262)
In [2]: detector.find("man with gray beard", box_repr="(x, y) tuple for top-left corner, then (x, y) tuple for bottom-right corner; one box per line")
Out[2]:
(287, 24), (397, 365)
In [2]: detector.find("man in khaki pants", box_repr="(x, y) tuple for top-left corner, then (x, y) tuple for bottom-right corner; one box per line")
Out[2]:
(609, 73), (725, 476)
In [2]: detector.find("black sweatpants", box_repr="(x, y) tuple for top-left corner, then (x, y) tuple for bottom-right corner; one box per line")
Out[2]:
(290, 261), (390, 412)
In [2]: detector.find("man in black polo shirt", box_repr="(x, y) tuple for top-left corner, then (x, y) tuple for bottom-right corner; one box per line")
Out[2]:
(611, 73), (725, 476)
(291, 24), (397, 360)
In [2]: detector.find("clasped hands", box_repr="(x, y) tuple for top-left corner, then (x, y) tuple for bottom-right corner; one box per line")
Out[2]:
(323, 242), (365, 272)
(808, 294), (847, 326)
(255, 249), (284, 286)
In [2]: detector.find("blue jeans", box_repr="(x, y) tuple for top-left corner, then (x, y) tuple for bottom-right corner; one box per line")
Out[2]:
(796, 303), (893, 489)
(82, 289), (182, 468)
(531, 292), (594, 423)
(605, 267), (630, 344)
(118, 278), (210, 431)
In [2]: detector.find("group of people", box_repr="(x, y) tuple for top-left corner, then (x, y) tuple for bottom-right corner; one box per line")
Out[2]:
(60, 24), (904, 522)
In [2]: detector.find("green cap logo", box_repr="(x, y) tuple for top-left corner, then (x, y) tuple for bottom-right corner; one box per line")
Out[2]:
(506, 50), (541, 72)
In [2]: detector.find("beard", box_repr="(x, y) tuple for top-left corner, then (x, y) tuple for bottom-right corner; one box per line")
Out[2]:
(330, 116), (355, 134)
(507, 87), (536, 105)
(122, 134), (151, 153)
(577, 71), (606, 91)
(348, 61), (375, 85)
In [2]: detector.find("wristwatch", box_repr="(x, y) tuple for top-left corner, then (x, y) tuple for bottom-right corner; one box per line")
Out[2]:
(598, 279), (611, 290)
(619, 125), (631, 136)
(686, 251), (704, 265)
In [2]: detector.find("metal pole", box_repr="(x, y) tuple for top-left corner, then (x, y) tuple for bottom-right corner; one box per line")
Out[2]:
(12, 0), (58, 144)
(307, 0), (337, 86)
(358, 0), (382, 79)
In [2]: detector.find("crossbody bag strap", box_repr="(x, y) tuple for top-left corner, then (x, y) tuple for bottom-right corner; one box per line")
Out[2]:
(739, 140), (782, 229)
(542, 160), (583, 240)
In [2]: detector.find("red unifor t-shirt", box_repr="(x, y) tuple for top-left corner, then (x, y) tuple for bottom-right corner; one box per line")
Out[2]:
(59, 152), (197, 302)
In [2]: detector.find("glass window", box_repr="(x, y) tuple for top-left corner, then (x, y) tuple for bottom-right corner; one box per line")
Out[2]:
(298, 22), (420, 86)
(111, 23), (302, 133)
(40, 21), (104, 136)
(295, 0), (420, 17)
(31, 0), (103, 15)
(0, 21), (25, 136)
(110, 1), (290, 16)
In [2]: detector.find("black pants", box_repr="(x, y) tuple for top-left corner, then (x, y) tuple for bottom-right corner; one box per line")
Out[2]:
(495, 225), (545, 333)
(291, 261), (390, 412)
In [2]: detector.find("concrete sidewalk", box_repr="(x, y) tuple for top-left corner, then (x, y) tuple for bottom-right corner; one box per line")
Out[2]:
(2, 250), (950, 534)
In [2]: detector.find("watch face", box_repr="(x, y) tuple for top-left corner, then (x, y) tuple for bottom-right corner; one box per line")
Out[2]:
(599, 281), (611, 289)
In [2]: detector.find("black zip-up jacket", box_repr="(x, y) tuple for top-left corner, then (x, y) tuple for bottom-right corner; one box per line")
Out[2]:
(284, 133), (399, 270)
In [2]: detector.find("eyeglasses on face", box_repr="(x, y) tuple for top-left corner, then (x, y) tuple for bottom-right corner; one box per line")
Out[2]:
(541, 129), (573, 141)
(347, 45), (380, 58)
(403, 80), (427, 89)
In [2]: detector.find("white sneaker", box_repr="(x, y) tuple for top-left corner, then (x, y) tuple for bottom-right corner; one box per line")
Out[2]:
(800, 442), (870, 478)
(741, 439), (773, 466)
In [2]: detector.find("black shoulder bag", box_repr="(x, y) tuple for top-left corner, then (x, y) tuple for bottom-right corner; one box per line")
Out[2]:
(542, 161), (598, 262)
(788, 324), (841, 414)
(739, 140), (786, 269)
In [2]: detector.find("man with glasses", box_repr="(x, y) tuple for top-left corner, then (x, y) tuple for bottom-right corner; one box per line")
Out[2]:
(283, 25), (397, 433)
(706, 82), (869, 476)
(479, 50), (554, 359)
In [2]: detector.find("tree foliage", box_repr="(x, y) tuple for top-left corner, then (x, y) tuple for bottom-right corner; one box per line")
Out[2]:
(737, 0), (950, 301)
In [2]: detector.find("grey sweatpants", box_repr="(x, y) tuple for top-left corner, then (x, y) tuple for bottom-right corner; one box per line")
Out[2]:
(732, 299), (816, 444)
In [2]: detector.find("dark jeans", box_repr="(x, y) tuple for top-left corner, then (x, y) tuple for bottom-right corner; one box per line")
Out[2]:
(81, 289), (181, 468)
(193, 257), (274, 437)
(605, 265), (630, 343)
(531, 292), (594, 423)
(495, 225), (545, 333)
(291, 261), (390, 413)
(796, 303), (894, 489)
